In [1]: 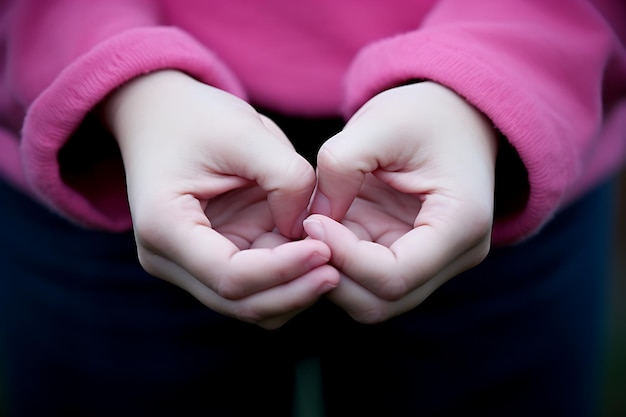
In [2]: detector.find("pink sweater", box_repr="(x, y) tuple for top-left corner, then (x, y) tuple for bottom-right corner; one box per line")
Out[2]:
(0, 0), (624, 245)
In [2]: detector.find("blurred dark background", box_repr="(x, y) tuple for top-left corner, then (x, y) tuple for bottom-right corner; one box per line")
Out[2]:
(602, 168), (626, 417)
(293, 169), (626, 417)
(1, 170), (625, 417)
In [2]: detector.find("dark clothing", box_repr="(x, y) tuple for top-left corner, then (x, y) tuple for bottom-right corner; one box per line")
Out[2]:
(0, 116), (614, 416)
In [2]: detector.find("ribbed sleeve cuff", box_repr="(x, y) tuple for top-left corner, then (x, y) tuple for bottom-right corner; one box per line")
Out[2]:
(342, 31), (575, 245)
(21, 26), (246, 231)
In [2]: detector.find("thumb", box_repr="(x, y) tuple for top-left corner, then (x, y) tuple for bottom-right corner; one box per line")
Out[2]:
(255, 115), (318, 238)
(310, 128), (378, 221)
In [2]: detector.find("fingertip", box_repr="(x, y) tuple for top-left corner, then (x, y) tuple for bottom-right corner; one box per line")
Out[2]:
(303, 217), (326, 241)
(305, 248), (331, 269)
(318, 280), (338, 295)
(314, 265), (341, 295)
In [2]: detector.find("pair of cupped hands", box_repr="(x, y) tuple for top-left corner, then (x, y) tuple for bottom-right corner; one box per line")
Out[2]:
(102, 70), (497, 329)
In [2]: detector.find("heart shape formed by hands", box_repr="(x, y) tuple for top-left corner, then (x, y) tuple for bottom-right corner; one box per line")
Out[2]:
(105, 70), (496, 327)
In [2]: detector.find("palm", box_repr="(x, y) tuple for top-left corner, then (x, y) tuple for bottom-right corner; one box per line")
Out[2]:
(104, 70), (340, 328)
(203, 183), (290, 251)
(305, 82), (497, 323)
(309, 172), (473, 324)
(339, 173), (421, 248)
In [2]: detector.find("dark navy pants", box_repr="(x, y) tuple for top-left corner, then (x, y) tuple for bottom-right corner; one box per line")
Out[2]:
(0, 118), (615, 416)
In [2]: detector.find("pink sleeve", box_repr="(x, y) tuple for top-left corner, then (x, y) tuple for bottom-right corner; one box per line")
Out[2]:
(342, 0), (626, 245)
(4, 1), (245, 231)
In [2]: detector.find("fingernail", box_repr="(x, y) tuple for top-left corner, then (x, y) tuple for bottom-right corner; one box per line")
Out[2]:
(305, 251), (330, 269)
(318, 281), (338, 295)
(303, 218), (325, 240)
(310, 192), (332, 217)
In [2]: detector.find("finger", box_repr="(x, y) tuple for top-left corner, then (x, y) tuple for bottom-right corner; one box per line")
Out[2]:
(151, 251), (339, 328)
(311, 105), (424, 221)
(135, 194), (334, 300)
(222, 239), (333, 299)
(256, 314), (302, 330)
(305, 201), (491, 302)
(249, 231), (290, 249)
(326, 272), (449, 324)
(310, 128), (381, 221)
(388, 192), (493, 280)
(304, 214), (401, 299)
(325, 275), (389, 324)
(244, 116), (317, 239)
(224, 264), (339, 326)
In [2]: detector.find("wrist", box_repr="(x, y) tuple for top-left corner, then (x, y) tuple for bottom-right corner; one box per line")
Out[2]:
(97, 69), (191, 142)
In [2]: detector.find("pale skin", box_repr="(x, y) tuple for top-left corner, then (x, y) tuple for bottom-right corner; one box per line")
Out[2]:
(100, 70), (497, 329)
(307, 81), (498, 323)
(101, 70), (340, 330)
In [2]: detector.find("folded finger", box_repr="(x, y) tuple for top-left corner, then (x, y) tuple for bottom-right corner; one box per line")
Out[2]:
(152, 252), (339, 328)
(136, 195), (334, 300)
(305, 200), (491, 302)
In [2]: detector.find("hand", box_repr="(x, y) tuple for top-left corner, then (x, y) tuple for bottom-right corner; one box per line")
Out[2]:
(100, 70), (339, 329)
(305, 82), (497, 323)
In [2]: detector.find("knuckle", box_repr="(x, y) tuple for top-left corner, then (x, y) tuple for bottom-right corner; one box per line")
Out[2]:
(257, 319), (288, 330)
(468, 238), (492, 268)
(267, 154), (315, 193)
(131, 206), (171, 250)
(316, 142), (345, 171)
(214, 269), (249, 300)
(234, 304), (264, 324)
(285, 156), (316, 188)
(351, 305), (391, 324)
(317, 137), (371, 176)
(463, 210), (494, 267)
(376, 274), (410, 302)
(132, 218), (169, 275)
(215, 280), (246, 300)
(135, 249), (161, 278)
(133, 217), (160, 246)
